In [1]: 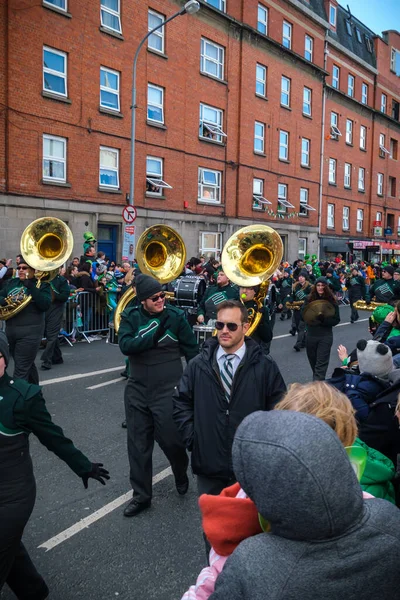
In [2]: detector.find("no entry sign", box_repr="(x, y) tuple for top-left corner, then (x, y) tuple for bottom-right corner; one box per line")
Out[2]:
(122, 206), (137, 224)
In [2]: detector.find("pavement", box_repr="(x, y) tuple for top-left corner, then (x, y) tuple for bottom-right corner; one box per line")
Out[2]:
(2, 304), (371, 600)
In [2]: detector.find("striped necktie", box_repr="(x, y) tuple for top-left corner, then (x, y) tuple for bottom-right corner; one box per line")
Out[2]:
(221, 354), (235, 402)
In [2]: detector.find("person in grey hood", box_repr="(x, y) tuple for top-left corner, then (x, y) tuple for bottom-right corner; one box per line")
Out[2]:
(209, 410), (400, 600)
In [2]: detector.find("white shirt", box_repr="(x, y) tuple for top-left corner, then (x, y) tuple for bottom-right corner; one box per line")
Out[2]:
(216, 342), (246, 379)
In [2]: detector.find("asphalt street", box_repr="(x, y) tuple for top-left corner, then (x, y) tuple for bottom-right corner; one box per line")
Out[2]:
(2, 305), (371, 600)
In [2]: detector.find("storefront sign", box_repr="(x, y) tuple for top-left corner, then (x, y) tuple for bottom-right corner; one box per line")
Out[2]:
(352, 240), (375, 249)
(373, 221), (382, 227)
(373, 227), (383, 236)
(122, 225), (136, 261)
(384, 228), (393, 235)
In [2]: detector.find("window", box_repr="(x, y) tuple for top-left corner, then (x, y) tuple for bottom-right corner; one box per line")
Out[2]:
(330, 112), (341, 139)
(355, 28), (362, 43)
(356, 209), (364, 232)
(257, 4), (268, 35)
(392, 100), (400, 121)
(301, 138), (310, 167)
(200, 232), (222, 257)
(391, 48), (400, 76)
(253, 178), (272, 210)
(281, 76), (290, 107)
(99, 146), (119, 189)
(345, 20), (352, 36)
(200, 38), (224, 80)
(147, 84), (164, 123)
(381, 93), (387, 113)
(43, 47), (67, 97)
(146, 157), (172, 196)
(361, 83), (368, 104)
(256, 64), (267, 97)
(389, 176), (397, 197)
(199, 104), (226, 142)
(387, 213), (395, 230)
(279, 130), (289, 161)
(198, 168), (221, 204)
(299, 188), (315, 215)
(344, 163), (351, 188)
(332, 65), (340, 89)
(298, 238), (307, 259)
(343, 206), (350, 230)
(347, 74), (355, 97)
(329, 3), (337, 26)
(148, 10), (165, 53)
(327, 203), (335, 228)
(205, 0), (226, 10)
(376, 211), (382, 222)
(305, 35), (313, 61)
(329, 158), (336, 184)
(282, 21), (292, 49)
(277, 183), (294, 212)
(390, 138), (398, 160)
(345, 119), (353, 145)
(303, 87), (312, 116)
(43, 0), (67, 10)
(360, 125), (367, 150)
(358, 167), (365, 191)
(379, 133), (390, 158)
(365, 36), (373, 53)
(100, 0), (122, 34)
(377, 173), (384, 196)
(43, 135), (66, 183)
(254, 122), (265, 154)
(100, 67), (120, 112)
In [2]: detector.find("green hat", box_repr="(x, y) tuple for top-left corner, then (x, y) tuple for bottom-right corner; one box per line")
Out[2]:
(83, 231), (97, 242)
(371, 304), (394, 324)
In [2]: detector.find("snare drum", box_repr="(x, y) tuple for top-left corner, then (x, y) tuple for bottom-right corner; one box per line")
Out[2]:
(175, 276), (206, 308)
(192, 325), (214, 346)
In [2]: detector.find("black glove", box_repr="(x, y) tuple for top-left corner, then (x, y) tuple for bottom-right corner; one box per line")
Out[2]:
(153, 311), (172, 345)
(317, 313), (325, 323)
(365, 299), (371, 306)
(81, 463), (110, 489)
(20, 278), (35, 289)
(0, 298), (7, 306)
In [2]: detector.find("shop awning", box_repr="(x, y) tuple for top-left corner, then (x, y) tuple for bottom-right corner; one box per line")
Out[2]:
(320, 238), (350, 253)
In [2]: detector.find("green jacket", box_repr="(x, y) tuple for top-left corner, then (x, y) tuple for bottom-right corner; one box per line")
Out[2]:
(355, 437), (396, 504)
(366, 278), (400, 304)
(0, 372), (92, 477)
(326, 276), (341, 293)
(197, 284), (239, 320)
(50, 274), (70, 303)
(0, 277), (52, 312)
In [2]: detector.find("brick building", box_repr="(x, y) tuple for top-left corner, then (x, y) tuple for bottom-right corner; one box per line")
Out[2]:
(0, 0), (399, 263)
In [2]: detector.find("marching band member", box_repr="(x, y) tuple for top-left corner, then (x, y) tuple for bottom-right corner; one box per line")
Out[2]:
(239, 285), (272, 352)
(40, 267), (70, 370)
(346, 267), (366, 324)
(197, 270), (239, 325)
(287, 270), (312, 352)
(366, 265), (400, 306)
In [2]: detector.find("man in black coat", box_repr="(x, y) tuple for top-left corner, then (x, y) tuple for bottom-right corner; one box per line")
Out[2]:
(41, 269), (71, 370)
(173, 299), (286, 499)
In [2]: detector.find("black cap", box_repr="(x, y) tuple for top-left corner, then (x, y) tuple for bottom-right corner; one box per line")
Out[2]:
(135, 273), (162, 301)
(315, 277), (328, 285)
(383, 265), (394, 276)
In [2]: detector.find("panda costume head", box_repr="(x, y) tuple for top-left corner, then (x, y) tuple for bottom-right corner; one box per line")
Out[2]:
(356, 339), (394, 379)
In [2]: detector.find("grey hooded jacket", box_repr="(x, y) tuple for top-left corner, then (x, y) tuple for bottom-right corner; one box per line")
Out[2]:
(210, 411), (400, 600)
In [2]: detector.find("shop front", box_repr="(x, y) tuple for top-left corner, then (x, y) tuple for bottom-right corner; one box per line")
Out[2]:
(320, 237), (350, 261)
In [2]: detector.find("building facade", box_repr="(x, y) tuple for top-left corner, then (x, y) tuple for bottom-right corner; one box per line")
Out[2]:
(0, 0), (399, 263)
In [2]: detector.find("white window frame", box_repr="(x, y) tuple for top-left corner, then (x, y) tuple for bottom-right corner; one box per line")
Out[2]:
(43, 46), (67, 97)
(360, 125), (367, 150)
(358, 167), (365, 192)
(361, 83), (368, 104)
(379, 133), (390, 157)
(148, 10), (165, 54)
(299, 187), (315, 215)
(199, 103), (226, 142)
(277, 183), (294, 213)
(257, 4), (268, 35)
(301, 138), (310, 167)
(376, 211), (382, 222)
(204, 0), (226, 11)
(254, 121), (265, 154)
(332, 65), (340, 89)
(328, 158), (336, 184)
(100, 66), (120, 112)
(42, 134), (67, 183)
(344, 163), (351, 188)
(282, 21), (292, 49)
(99, 146), (119, 189)
(281, 76), (290, 107)
(347, 74), (355, 97)
(342, 206), (350, 231)
(345, 119), (353, 145)
(198, 167), (222, 204)
(43, 0), (67, 11)
(365, 36), (373, 53)
(345, 20), (352, 36)
(200, 232), (222, 257)
(355, 28), (362, 43)
(200, 38), (224, 80)
(298, 237), (307, 259)
(279, 130), (289, 161)
(256, 63), (267, 97)
(391, 48), (400, 76)
(327, 203), (335, 228)
(330, 112), (341, 139)
(100, 0), (122, 35)
(147, 84), (164, 124)
(253, 178), (272, 210)
(329, 3), (337, 27)
(303, 87), (312, 116)
(356, 209), (364, 232)
(377, 173), (384, 196)
(304, 35), (313, 61)
(381, 93), (387, 114)
(146, 156), (172, 197)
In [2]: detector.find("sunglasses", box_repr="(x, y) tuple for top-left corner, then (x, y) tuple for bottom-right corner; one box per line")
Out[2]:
(149, 292), (166, 302)
(215, 321), (242, 332)
(17, 266), (28, 270)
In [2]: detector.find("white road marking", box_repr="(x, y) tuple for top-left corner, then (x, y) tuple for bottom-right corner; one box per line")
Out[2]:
(87, 377), (124, 390)
(40, 366), (123, 386)
(38, 467), (172, 552)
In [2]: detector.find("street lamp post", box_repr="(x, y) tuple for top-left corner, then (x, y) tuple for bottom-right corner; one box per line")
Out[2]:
(128, 0), (200, 207)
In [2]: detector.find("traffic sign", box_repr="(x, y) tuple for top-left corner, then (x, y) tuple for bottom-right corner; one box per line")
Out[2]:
(122, 206), (137, 224)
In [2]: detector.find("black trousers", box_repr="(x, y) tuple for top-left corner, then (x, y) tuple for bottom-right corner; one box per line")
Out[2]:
(6, 323), (44, 385)
(293, 311), (306, 348)
(124, 360), (189, 504)
(197, 475), (236, 559)
(306, 332), (333, 381)
(350, 301), (359, 322)
(41, 303), (64, 366)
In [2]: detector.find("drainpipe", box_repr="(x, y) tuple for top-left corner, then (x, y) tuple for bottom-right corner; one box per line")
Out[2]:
(318, 33), (329, 258)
